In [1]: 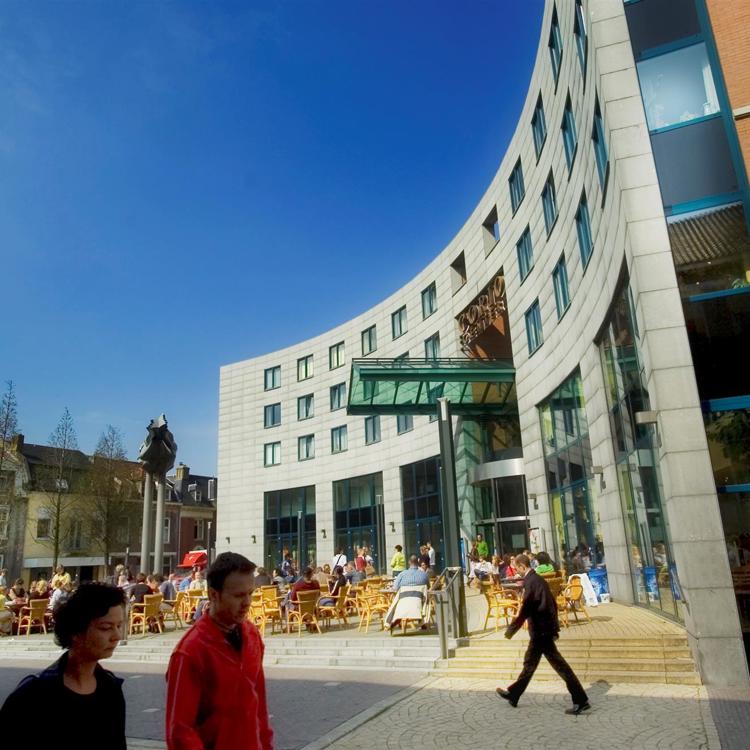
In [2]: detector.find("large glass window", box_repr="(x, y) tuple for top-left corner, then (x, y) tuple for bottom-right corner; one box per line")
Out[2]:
(637, 42), (719, 132)
(424, 333), (441, 361)
(364, 416), (381, 445)
(592, 95), (609, 191)
(264, 366), (280, 390)
(421, 283), (437, 319)
(517, 226), (534, 281)
(397, 414), (414, 434)
(331, 425), (348, 454)
(574, 0), (587, 75)
(264, 485), (316, 571)
(297, 394), (314, 421)
(392, 306), (407, 339)
(576, 192), (593, 268)
(509, 158), (525, 213)
(330, 382), (346, 411)
(483, 206), (501, 254)
(532, 95), (547, 159)
(361, 325), (377, 355)
(562, 95), (578, 171)
(400, 457), (443, 569)
(548, 4), (562, 82)
(553, 255), (571, 319)
(264, 441), (280, 467)
(298, 434), (315, 461)
(329, 341), (345, 370)
(264, 402), (281, 428)
(542, 172), (558, 235)
(525, 300), (543, 355)
(297, 354), (313, 381)
(333, 472), (385, 572)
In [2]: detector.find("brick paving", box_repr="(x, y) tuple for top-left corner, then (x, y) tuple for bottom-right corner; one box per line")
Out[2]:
(706, 686), (750, 750)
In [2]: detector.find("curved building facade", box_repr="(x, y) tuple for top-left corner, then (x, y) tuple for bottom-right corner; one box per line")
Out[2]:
(218, 0), (750, 685)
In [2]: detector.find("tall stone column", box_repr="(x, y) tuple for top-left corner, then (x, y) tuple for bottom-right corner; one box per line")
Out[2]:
(153, 475), (166, 575)
(140, 472), (154, 574)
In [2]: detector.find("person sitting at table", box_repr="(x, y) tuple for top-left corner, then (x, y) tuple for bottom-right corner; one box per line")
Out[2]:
(8, 578), (27, 603)
(254, 567), (273, 587)
(534, 551), (556, 575)
(130, 573), (151, 604)
(394, 556), (430, 590)
(50, 580), (71, 613)
(319, 566), (346, 607)
(189, 570), (206, 591)
(344, 562), (365, 585)
(0, 586), (13, 635)
(502, 555), (517, 579)
(271, 568), (286, 587)
(474, 556), (492, 582)
(313, 566), (329, 588)
(287, 567), (320, 612)
(28, 579), (50, 602)
(50, 564), (71, 589)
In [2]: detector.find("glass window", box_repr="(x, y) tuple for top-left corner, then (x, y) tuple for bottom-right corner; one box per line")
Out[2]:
(297, 354), (313, 381)
(532, 95), (547, 158)
(509, 158), (525, 213)
(483, 206), (501, 253)
(361, 325), (377, 355)
(576, 192), (593, 268)
(329, 341), (345, 370)
(392, 306), (407, 339)
(549, 5), (563, 81)
(397, 414), (414, 434)
(553, 256), (571, 318)
(264, 442), (281, 466)
(637, 42), (719, 132)
(264, 365), (280, 390)
(331, 425), (348, 454)
(562, 96), (578, 171)
(525, 300), (543, 354)
(297, 394), (314, 420)
(592, 95), (609, 190)
(421, 282), (437, 319)
(264, 402), (281, 428)
(574, 0), (587, 75)
(451, 252), (467, 293)
(424, 333), (441, 361)
(363, 379), (380, 401)
(517, 226), (534, 281)
(364, 416), (381, 445)
(330, 382), (346, 411)
(542, 172), (558, 235)
(298, 434), (315, 461)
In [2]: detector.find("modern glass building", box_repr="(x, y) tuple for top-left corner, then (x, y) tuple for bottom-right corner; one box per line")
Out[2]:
(218, 0), (750, 685)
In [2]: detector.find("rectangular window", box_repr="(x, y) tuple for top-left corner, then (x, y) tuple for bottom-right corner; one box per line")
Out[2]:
(297, 394), (314, 420)
(592, 95), (609, 191)
(298, 434), (315, 461)
(482, 206), (501, 254)
(264, 442), (281, 466)
(264, 365), (280, 390)
(542, 172), (558, 235)
(194, 519), (205, 539)
(516, 226), (534, 281)
(391, 306), (407, 339)
(509, 158), (525, 213)
(330, 382), (346, 411)
(424, 333), (441, 361)
(549, 4), (563, 81)
(37, 517), (51, 539)
(576, 193), (594, 268)
(637, 42), (719, 132)
(361, 325), (377, 355)
(562, 96), (578, 171)
(264, 402), (281, 428)
(329, 341), (345, 370)
(450, 252), (467, 294)
(532, 95), (547, 159)
(0, 506), (9, 540)
(574, 0), (587, 75)
(421, 282), (437, 319)
(525, 300), (544, 354)
(364, 416), (381, 445)
(70, 519), (84, 550)
(397, 414), (414, 434)
(553, 256), (571, 318)
(162, 517), (170, 545)
(331, 425), (348, 454)
(297, 354), (313, 381)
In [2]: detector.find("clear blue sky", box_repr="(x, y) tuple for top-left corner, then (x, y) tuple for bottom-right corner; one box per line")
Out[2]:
(0, 0), (543, 474)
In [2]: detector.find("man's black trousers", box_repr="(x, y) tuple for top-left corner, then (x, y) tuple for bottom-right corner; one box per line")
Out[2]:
(507, 634), (588, 704)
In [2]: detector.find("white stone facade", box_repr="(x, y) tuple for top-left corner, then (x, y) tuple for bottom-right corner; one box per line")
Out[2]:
(218, 0), (748, 685)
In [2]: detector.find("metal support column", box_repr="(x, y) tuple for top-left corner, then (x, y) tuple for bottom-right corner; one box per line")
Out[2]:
(140, 472), (154, 575)
(153, 474), (166, 575)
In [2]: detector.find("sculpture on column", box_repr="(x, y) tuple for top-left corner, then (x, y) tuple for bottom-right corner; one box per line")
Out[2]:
(138, 415), (177, 575)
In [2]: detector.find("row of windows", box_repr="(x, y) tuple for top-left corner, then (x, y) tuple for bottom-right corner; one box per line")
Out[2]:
(263, 335), (441, 427)
(262, 283), (438, 391)
(263, 414), (417, 466)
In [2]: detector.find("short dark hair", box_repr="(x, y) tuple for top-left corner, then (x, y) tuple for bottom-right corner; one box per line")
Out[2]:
(409, 554), (419, 566)
(207, 552), (256, 593)
(54, 583), (126, 650)
(303, 566), (313, 579)
(515, 553), (531, 568)
(536, 551), (552, 566)
(395, 545), (402, 552)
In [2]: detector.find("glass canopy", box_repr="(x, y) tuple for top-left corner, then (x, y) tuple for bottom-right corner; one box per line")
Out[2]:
(347, 358), (517, 416)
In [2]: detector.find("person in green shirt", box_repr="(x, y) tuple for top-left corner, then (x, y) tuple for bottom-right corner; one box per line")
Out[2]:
(475, 533), (489, 559)
(390, 545), (406, 577)
(533, 551), (556, 575)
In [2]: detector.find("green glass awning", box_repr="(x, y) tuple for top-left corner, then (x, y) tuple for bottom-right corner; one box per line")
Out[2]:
(347, 358), (517, 416)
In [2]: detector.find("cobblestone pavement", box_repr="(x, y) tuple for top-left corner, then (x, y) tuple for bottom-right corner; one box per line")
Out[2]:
(707, 686), (750, 750)
(308, 677), (722, 750)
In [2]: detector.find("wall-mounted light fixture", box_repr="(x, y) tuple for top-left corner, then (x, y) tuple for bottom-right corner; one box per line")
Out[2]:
(251, 534), (257, 544)
(225, 536), (231, 545)
(389, 521), (396, 533)
(321, 528), (327, 539)
(528, 493), (538, 511)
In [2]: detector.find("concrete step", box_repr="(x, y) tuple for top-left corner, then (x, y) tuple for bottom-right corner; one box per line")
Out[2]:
(459, 646), (693, 660)
(267, 654), (438, 670)
(434, 666), (701, 685)
(445, 655), (696, 672)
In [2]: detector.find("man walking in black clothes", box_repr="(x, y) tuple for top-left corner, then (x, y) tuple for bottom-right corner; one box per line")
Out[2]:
(496, 554), (591, 715)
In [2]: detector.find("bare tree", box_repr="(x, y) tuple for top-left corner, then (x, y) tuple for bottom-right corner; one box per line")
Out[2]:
(36, 408), (80, 570)
(0, 380), (19, 495)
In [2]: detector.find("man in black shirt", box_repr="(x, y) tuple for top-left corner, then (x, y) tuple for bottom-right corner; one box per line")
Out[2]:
(496, 554), (590, 714)
(130, 572), (151, 604)
(0, 583), (128, 748)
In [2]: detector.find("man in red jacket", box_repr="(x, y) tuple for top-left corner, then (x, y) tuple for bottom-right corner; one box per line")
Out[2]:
(166, 552), (273, 750)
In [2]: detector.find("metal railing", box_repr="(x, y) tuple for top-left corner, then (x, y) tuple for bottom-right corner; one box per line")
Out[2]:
(432, 566), (468, 659)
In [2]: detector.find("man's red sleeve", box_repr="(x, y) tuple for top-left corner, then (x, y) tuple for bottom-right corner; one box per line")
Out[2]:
(254, 636), (274, 750)
(166, 651), (205, 750)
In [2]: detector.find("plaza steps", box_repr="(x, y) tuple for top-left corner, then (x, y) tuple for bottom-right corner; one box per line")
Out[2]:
(432, 633), (701, 685)
(0, 633), (443, 673)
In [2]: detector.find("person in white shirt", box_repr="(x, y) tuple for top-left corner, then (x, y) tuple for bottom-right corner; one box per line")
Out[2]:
(189, 570), (206, 590)
(331, 548), (347, 572)
(426, 542), (436, 569)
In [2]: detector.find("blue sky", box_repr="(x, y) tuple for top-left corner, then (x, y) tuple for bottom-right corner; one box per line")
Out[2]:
(0, 0), (543, 474)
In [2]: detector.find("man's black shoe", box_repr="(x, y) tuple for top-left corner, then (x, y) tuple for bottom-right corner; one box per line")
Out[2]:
(495, 688), (518, 707)
(564, 702), (591, 715)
